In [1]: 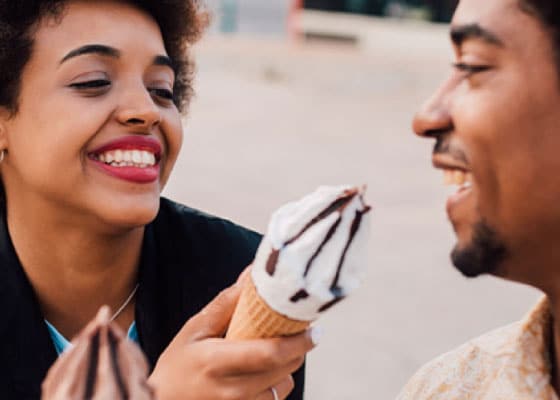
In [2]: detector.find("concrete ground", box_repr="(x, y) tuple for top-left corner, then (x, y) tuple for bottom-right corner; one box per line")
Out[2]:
(163, 18), (540, 399)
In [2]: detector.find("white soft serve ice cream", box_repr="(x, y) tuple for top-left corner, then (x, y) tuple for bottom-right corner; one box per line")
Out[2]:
(251, 185), (371, 321)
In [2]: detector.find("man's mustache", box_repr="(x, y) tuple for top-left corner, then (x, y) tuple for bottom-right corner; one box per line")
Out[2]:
(433, 136), (449, 155)
(432, 136), (469, 165)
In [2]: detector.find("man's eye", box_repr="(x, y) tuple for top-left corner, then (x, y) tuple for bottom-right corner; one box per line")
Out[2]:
(69, 80), (111, 89)
(150, 88), (174, 101)
(452, 63), (491, 75)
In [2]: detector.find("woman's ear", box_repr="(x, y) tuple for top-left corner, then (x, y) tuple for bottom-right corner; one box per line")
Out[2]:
(0, 108), (10, 153)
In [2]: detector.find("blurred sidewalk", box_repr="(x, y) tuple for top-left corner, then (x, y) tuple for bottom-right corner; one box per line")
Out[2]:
(164, 16), (540, 400)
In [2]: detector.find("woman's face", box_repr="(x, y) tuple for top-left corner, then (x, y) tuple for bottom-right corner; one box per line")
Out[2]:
(0, 0), (183, 229)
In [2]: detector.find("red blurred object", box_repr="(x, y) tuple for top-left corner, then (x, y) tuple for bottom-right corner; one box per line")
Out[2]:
(288, 0), (303, 40)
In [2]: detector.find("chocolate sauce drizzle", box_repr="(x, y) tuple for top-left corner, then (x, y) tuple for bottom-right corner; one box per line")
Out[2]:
(328, 207), (371, 294)
(290, 289), (310, 302)
(271, 188), (370, 313)
(284, 189), (357, 247)
(308, 205), (370, 312)
(108, 330), (129, 399)
(303, 217), (342, 277)
(318, 296), (344, 312)
(84, 328), (129, 399)
(266, 249), (280, 276)
(267, 189), (358, 277)
(84, 331), (101, 399)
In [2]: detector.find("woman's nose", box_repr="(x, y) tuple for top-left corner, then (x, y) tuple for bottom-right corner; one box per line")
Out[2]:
(412, 80), (454, 138)
(116, 88), (161, 131)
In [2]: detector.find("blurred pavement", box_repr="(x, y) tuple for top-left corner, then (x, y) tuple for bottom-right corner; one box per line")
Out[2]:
(163, 18), (540, 399)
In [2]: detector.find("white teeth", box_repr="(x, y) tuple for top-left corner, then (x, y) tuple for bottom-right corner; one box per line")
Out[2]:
(142, 151), (154, 165)
(443, 169), (472, 188)
(131, 150), (142, 163)
(96, 149), (157, 168)
(443, 169), (455, 186)
(454, 170), (466, 186)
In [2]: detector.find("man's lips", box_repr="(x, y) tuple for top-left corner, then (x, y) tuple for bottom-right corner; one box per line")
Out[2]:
(432, 155), (475, 218)
(432, 154), (470, 172)
(433, 154), (472, 186)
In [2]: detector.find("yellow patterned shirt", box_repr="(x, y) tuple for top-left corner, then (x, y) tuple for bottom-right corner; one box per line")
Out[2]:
(397, 297), (559, 400)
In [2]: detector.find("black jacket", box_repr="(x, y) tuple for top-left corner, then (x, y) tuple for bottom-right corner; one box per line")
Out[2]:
(0, 198), (305, 399)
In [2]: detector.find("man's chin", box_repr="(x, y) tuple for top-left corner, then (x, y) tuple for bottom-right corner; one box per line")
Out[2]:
(450, 221), (508, 278)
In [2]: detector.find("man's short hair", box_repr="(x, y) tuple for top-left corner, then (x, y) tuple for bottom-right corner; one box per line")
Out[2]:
(520, 1), (560, 69)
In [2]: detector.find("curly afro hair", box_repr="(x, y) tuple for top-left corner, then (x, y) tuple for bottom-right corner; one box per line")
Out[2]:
(0, 0), (207, 115)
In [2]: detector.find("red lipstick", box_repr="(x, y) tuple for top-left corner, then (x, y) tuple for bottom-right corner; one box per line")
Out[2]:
(88, 136), (162, 184)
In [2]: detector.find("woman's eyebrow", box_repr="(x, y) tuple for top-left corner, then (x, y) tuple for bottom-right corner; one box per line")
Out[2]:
(153, 55), (175, 72)
(59, 44), (121, 65)
(59, 44), (174, 72)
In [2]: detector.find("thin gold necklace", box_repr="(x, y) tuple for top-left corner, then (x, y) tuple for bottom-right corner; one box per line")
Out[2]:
(110, 283), (139, 322)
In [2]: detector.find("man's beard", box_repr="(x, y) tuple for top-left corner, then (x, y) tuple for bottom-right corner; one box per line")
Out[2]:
(451, 221), (508, 278)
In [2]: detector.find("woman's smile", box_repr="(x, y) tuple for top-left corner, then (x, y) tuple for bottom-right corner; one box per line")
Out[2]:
(88, 135), (162, 184)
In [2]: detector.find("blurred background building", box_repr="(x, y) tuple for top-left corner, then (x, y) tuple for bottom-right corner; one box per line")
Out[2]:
(304, 0), (458, 22)
(204, 0), (459, 37)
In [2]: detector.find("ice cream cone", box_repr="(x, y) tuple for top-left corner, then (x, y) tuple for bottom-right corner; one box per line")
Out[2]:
(226, 185), (371, 341)
(226, 276), (309, 340)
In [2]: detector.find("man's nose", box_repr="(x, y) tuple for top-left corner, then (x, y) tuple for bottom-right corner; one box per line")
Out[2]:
(116, 87), (161, 131)
(412, 80), (454, 138)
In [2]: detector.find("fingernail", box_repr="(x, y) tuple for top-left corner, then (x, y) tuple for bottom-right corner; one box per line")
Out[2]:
(310, 326), (324, 346)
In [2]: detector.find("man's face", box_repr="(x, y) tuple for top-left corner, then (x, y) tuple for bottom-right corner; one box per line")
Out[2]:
(413, 0), (560, 285)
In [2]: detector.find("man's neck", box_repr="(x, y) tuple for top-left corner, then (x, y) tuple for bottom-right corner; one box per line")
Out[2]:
(6, 199), (144, 339)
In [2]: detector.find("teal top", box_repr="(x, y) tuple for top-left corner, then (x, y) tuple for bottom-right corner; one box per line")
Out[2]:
(45, 320), (139, 356)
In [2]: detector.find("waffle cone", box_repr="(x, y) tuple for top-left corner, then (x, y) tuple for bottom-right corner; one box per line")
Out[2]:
(226, 277), (310, 340)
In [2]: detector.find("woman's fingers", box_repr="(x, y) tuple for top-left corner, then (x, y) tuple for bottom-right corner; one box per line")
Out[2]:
(209, 331), (315, 375)
(150, 333), (307, 399)
(226, 357), (303, 399)
(171, 283), (243, 343)
(235, 265), (252, 285)
(255, 376), (295, 400)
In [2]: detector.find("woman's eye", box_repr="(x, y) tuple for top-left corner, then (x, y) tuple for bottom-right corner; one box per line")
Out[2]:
(150, 88), (174, 102)
(69, 79), (111, 89)
(452, 63), (491, 76)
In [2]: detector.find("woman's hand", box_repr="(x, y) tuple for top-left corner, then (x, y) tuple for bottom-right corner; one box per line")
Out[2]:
(148, 279), (316, 400)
